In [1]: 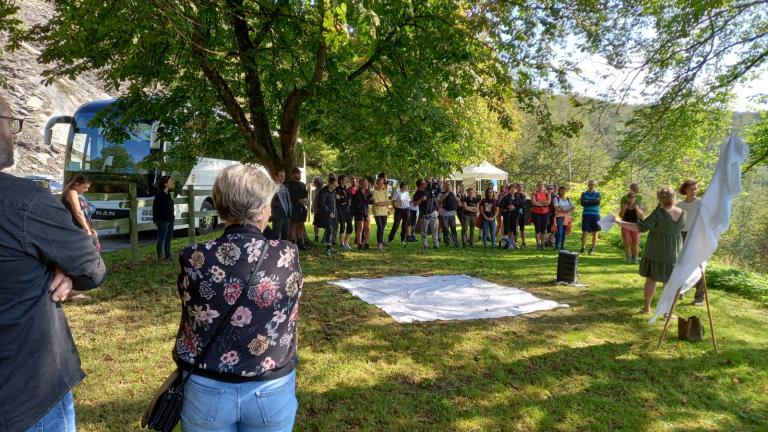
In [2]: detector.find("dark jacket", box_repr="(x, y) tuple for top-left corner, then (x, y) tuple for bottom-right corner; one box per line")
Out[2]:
(335, 185), (350, 216)
(0, 173), (106, 432)
(315, 185), (337, 227)
(152, 190), (176, 222)
(351, 188), (373, 219)
(271, 183), (292, 220)
(173, 225), (302, 382)
(285, 179), (307, 208)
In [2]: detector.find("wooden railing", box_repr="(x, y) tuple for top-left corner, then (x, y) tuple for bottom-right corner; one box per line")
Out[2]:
(85, 183), (217, 263)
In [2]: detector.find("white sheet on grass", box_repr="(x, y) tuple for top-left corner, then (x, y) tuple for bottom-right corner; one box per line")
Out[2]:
(330, 274), (568, 323)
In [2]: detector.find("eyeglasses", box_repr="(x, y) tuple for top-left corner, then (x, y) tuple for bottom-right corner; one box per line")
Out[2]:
(0, 116), (24, 134)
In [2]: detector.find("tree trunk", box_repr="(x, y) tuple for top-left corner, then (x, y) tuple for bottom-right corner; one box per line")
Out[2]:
(277, 89), (305, 174)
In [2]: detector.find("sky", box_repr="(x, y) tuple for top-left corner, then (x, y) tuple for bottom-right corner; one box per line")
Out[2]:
(566, 51), (768, 113)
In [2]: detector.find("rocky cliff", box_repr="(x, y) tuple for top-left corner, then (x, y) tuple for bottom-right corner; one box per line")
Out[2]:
(0, 0), (112, 179)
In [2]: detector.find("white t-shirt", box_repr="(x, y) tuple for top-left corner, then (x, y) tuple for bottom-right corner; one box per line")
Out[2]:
(676, 198), (701, 232)
(395, 191), (411, 209)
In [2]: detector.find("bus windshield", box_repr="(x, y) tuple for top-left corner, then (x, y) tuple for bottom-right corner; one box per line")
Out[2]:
(67, 111), (154, 174)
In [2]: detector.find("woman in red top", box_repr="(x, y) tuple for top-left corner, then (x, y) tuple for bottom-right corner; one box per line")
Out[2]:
(530, 182), (552, 251)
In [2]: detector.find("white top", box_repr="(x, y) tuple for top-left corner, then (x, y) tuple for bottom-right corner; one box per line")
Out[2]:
(394, 191), (411, 209)
(676, 198), (701, 232)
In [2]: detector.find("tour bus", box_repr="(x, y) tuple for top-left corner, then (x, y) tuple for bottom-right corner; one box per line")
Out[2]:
(44, 99), (286, 236)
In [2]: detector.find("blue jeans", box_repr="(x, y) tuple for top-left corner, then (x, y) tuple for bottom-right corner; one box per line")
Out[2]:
(182, 370), (297, 432)
(26, 391), (76, 432)
(555, 216), (567, 250)
(156, 221), (174, 259)
(482, 219), (496, 247)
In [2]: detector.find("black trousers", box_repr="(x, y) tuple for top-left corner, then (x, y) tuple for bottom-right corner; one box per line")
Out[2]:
(272, 217), (291, 240)
(388, 208), (409, 243)
(375, 216), (387, 244)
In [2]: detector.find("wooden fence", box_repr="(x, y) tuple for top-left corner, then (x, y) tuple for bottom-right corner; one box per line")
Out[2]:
(86, 183), (216, 263)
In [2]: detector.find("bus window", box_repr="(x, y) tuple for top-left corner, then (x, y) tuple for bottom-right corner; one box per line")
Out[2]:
(69, 111), (152, 173)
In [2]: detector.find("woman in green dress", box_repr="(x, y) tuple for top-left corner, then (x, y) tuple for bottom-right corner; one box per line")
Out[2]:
(618, 186), (685, 313)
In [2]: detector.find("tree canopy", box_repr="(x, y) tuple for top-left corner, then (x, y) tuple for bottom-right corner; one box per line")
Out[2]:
(31, 0), (616, 176)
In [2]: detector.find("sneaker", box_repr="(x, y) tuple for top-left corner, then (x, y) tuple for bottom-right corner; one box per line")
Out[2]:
(521, 242), (526, 248)
(693, 300), (704, 306)
(579, 247), (586, 254)
(364, 243), (371, 250)
(378, 243), (384, 251)
(588, 247), (595, 255)
(626, 257), (632, 264)
(325, 247), (333, 256)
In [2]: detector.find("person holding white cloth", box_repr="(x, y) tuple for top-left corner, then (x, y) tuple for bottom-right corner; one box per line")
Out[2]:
(676, 179), (705, 305)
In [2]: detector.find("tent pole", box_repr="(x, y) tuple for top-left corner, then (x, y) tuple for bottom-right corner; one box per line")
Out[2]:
(656, 286), (683, 349)
(702, 269), (719, 353)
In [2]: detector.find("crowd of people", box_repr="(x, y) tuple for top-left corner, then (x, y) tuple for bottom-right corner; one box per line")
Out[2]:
(271, 172), (608, 256)
(1, 86), (706, 432)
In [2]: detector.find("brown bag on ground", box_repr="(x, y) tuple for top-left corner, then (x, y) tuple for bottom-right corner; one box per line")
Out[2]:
(678, 316), (704, 341)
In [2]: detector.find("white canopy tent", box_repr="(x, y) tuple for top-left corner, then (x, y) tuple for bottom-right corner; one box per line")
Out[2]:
(449, 160), (508, 191)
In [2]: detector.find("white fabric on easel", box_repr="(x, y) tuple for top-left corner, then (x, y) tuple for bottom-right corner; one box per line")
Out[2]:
(651, 135), (748, 323)
(330, 274), (568, 323)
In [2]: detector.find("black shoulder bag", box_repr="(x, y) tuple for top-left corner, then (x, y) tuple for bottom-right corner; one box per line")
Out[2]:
(141, 242), (270, 431)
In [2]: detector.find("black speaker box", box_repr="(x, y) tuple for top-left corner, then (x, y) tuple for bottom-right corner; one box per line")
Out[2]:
(556, 250), (579, 283)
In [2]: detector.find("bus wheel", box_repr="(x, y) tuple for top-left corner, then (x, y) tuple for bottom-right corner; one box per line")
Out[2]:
(197, 200), (217, 234)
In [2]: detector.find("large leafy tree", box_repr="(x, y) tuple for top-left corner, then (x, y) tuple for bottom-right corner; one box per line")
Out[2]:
(592, 0), (768, 174)
(33, 0), (615, 176)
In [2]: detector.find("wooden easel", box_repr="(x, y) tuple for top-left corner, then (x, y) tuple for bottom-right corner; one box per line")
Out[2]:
(656, 268), (718, 353)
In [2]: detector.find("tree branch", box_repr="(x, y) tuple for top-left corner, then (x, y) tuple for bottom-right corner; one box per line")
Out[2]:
(347, 27), (398, 81)
(252, 0), (289, 48)
(226, 0), (278, 161)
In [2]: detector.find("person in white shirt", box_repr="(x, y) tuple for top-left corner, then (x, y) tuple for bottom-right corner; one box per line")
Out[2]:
(676, 179), (705, 305)
(388, 182), (412, 245)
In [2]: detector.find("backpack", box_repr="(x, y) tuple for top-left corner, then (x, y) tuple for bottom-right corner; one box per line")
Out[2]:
(678, 316), (705, 341)
(423, 190), (437, 215)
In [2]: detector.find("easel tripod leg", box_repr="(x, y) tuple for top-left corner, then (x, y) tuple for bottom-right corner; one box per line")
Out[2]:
(657, 287), (683, 349)
(702, 271), (718, 354)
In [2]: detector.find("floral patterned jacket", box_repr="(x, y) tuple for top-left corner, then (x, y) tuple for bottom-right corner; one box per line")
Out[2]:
(173, 224), (302, 381)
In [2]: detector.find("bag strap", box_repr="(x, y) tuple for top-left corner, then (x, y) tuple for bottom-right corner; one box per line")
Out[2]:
(180, 240), (271, 386)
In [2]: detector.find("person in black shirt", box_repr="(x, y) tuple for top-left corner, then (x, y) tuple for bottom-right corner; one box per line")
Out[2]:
(335, 175), (353, 251)
(480, 188), (500, 249)
(351, 178), (373, 249)
(413, 179), (439, 249)
(513, 184), (528, 247)
(318, 174), (338, 256)
(499, 186), (517, 249)
(0, 95), (106, 432)
(286, 168), (310, 250)
(460, 188), (480, 247)
(152, 175), (176, 261)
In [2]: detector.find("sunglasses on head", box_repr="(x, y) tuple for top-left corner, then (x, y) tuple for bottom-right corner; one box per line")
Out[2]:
(0, 116), (24, 134)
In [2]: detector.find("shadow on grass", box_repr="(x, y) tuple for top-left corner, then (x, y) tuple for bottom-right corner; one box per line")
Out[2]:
(295, 343), (768, 432)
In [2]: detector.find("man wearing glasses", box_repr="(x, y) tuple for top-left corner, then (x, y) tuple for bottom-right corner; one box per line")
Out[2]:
(0, 95), (106, 432)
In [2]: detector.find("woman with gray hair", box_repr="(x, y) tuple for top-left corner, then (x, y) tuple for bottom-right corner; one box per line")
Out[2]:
(173, 164), (302, 431)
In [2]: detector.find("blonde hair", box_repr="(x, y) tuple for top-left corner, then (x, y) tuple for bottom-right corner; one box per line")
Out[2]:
(656, 186), (676, 208)
(213, 164), (278, 227)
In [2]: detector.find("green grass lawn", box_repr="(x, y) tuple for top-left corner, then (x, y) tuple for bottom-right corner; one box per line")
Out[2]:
(66, 224), (768, 431)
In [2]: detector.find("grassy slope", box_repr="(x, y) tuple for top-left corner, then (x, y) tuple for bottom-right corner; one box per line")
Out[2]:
(66, 226), (768, 432)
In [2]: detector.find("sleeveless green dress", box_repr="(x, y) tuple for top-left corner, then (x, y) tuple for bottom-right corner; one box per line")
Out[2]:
(638, 208), (686, 282)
